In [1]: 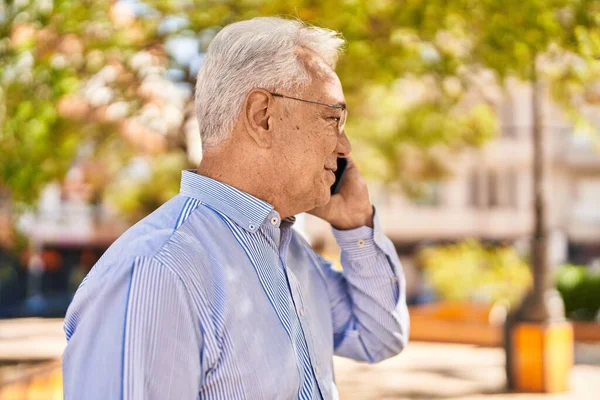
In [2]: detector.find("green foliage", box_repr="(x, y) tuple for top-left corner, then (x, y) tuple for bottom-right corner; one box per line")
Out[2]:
(0, 0), (166, 204)
(418, 240), (532, 307)
(556, 264), (600, 321)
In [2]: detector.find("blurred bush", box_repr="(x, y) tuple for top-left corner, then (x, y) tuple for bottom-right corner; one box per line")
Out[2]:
(556, 264), (600, 321)
(418, 240), (532, 308)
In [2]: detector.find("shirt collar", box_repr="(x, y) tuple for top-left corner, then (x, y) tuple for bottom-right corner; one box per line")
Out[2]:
(180, 169), (290, 233)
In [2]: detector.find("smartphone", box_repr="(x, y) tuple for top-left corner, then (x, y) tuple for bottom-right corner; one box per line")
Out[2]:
(330, 157), (348, 195)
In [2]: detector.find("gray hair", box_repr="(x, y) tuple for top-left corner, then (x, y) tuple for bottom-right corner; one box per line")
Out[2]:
(194, 17), (345, 149)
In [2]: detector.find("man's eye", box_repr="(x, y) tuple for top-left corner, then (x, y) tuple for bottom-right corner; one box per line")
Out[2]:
(328, 117), (341, 123)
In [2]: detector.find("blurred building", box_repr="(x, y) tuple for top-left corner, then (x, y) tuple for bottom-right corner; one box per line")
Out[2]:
(305, 80), (600, 265)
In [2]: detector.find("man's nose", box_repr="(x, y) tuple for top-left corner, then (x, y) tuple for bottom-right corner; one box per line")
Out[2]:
(335, 131), (352, 157)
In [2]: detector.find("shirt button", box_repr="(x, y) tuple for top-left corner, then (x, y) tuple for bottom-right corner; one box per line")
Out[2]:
(391, 276), (398, 284)
(357, 239), (365, 247)
(249, 224), (256, 230)
(298, 308), (305, 317)
(314, 365), (320, 376)
(271, 217), (278, 225)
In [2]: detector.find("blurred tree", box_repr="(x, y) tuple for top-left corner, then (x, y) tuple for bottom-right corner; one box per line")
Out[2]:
(418, 0), (600, 324)
(0, 0), (190, 223)
(382, 2), (599, 390)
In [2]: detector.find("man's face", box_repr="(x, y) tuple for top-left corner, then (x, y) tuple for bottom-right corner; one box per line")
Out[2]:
(270, 57), (352, 211)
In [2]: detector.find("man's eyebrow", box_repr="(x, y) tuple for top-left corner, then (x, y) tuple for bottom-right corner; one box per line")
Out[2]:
(322, 106), (345, 115)
(327, 101), (346, 110)
(321, 97), (345, 109)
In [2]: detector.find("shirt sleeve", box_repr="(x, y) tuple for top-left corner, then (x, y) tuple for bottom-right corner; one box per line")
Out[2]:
(62, 256), (203, 400)
(318, 207), (410, 363)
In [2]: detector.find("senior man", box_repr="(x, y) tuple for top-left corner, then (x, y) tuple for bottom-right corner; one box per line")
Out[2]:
(62, 17), (409, 400)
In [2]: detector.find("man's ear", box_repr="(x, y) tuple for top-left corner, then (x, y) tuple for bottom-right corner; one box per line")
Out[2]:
(243, 89), (274, 148)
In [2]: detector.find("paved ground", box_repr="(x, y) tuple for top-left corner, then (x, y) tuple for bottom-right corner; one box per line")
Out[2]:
(0, 319), (66, 362)
(333, 342), (600, 400)
(1, 318), (600, 399)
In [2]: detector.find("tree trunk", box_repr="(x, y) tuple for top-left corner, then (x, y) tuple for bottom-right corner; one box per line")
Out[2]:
(518, 61), (565, 322)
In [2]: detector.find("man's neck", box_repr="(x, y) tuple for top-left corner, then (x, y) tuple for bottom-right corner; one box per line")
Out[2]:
(197, 157), (296, 219)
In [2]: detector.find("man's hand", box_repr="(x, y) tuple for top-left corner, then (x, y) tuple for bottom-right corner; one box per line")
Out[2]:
(308, 158), (374, 230)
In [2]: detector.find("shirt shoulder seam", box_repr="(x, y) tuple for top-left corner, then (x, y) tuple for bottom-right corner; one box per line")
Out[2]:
(145, 200), (207, 259)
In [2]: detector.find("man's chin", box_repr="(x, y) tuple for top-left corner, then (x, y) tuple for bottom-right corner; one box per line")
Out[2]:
(299, 183), (332, 213)
(302, 193), (328, 213)
(315, 187), (332, 207)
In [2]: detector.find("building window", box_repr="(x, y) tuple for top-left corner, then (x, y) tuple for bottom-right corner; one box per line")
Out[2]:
(488, 171), (499, 207)
(499, 95), (517, 138)
(500, 125), (519, 139)
(469, 170), (481, 208)
(468, 168), (519, 210)
(507, 169), (518, 209)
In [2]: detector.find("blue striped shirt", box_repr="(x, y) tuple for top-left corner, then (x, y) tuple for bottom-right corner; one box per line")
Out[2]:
(62, 169), (409, 399)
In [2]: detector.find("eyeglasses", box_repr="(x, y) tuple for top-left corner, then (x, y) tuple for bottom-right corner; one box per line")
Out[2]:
(270, 92), (347, 136)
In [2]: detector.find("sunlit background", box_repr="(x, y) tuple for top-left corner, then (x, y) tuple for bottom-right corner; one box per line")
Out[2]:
(1, 0), (600, 399)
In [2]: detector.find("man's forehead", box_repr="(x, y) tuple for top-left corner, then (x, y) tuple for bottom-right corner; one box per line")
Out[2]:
(295, 47), (345, 104)
(319, 78), (345, 107)
(296, 47), (336, 79)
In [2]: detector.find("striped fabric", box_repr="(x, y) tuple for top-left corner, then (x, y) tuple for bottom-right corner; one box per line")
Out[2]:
(62, 169), (409, 400)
